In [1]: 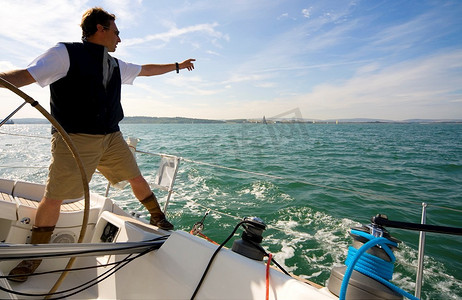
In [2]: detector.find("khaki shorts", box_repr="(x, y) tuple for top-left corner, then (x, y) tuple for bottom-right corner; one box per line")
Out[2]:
(45, 131), (141, 200)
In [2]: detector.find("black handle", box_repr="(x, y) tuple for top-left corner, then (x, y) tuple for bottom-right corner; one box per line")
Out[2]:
(371, 215), (462, 236)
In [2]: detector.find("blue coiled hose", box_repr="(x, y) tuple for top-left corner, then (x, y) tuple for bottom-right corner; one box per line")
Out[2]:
(339, 230), (419, 300)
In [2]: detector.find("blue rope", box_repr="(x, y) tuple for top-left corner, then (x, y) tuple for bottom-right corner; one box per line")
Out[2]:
(339, 230), (419, 300)
(345, 246), (395, 280)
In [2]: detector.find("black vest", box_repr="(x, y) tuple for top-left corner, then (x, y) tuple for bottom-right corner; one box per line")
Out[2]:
(50, 41), (123, 134)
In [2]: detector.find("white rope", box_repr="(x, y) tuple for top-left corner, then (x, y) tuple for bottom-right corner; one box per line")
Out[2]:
(179, 156), (462, 213)
(0, 130), (49, 139)
(0, 165), (47, 169)
(188, 200), (242, 221)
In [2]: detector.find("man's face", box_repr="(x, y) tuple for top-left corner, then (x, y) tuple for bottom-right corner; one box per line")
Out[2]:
(102, 20), (121, 52)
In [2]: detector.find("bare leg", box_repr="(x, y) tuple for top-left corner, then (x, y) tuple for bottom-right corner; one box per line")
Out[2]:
(34, 197), (63, 227)
(128, 175), (173, 230)
(128, 175), (152, 200)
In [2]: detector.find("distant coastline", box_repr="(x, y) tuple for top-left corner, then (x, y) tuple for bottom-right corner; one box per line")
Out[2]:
(6, 116), (462, 125)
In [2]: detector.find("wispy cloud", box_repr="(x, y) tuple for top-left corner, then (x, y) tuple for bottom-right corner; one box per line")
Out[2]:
(123, 23), (228, 47)
(101, 0), (143, 24)
(293, 50), (462, 119)
(370, 12), (448, 54)
(0, 1), (83, 50)
(301, 8), (312, 18)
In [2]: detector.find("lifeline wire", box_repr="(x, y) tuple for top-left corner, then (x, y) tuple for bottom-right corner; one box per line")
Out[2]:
(0, 102), (27, 127)
(167, 151), (462, 213)
(2, 130), (461, 214)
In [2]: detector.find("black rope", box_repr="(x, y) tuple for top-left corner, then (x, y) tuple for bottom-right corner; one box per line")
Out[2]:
(0, 236), (167, 298)
(48, 247), (156, 300)
(190, 221), (245, 299)
(190, 220), (292, 299)
(0, 252), (140, 298)
(0, 238), (166, 261)
(249, 241), (291, 277)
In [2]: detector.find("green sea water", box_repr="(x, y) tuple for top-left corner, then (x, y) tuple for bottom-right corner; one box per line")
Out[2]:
(1, 122), (461, 299)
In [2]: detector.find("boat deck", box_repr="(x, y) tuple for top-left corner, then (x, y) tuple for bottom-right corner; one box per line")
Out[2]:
(1, 178), (86, 212)
(0, 178), (115, 247)
(0, 191), (13, 202)
(1, 190), (87, 214)
(15, 195), (86, 212)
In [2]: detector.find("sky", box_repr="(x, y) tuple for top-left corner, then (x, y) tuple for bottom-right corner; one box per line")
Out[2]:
(0, 0), (461, 121)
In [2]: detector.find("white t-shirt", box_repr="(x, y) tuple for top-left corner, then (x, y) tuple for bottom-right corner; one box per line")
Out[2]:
(27, 43), (142, 87)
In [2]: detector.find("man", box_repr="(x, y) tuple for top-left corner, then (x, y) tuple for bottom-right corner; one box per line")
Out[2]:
(0, 7), (195, 282)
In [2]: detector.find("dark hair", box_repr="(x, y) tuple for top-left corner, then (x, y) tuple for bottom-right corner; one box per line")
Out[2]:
(80, 7), (116, 40)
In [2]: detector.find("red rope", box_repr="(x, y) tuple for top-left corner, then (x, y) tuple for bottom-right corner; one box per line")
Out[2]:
(266, 253), (273, 300)
(189, 229), (219, 245)
(197, 232), (219, 245)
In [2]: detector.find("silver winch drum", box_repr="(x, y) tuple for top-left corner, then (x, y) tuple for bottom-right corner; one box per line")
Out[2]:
(327, 224), (402, 299)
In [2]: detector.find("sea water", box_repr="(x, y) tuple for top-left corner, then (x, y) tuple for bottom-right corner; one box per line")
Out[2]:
(0, 122), (461, 299)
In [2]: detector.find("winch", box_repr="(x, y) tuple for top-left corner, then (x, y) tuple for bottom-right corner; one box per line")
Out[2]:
(328, 215), (402, 299)
(231, 216), (267, 261)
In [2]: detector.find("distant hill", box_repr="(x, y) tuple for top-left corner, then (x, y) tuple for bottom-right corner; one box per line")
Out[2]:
(322, 118), (394, 123)
(120, 116), (225, 124)
(9, 116), (225, 124)
(272, 118), (462, 124)
(402, 119), (462, 123)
